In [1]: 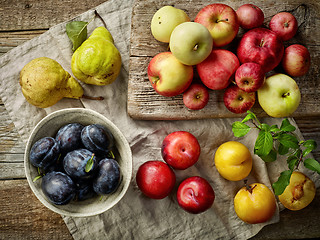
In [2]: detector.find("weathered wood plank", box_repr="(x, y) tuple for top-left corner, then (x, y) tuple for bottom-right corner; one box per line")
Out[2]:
(0, 0), (107, 31)
(0, 179), (72, 240)
(128, 0), (320, 120)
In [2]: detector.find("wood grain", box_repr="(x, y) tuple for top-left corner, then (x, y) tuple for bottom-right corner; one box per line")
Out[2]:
(128, 0), (320, 120)
(0, 179), (72, 240)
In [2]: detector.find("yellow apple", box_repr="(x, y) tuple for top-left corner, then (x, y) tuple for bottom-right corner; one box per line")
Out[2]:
(214, 141), (252, 181)
(279, 171), (316, 211)
(234, 182), (277, 224)
(151, 6), (190, 43)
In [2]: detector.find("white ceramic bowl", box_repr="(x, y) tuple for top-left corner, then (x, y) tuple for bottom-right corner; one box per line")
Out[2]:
(24, 108), (132, 217)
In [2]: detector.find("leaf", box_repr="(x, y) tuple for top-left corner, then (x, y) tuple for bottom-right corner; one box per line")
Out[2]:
(254, 130), (273, 156)
(278, 143), (289, 155)
(107, 150), (115, 159)
(277, 133), (299, 149)
(66, 21), (88, 51)
(272, 170), (292, 195)
(241, 111), (257, 123)
(33, 175), (42, 182)
(232, 121), (251, 137)
(270, 125), (280, 133)
(280, 118), (296, 132)
(261, 123), (271, 131)
(287, 155), (299, 171)
(304, 158), (320, 174)
(259, 149), (277, 162)
(303, 140), (317, 150)
(302, 148), (313, 157)
(85, 154), (95, 173)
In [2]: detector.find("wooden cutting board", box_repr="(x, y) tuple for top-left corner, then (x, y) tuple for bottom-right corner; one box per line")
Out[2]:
(128, 0), (320, 120)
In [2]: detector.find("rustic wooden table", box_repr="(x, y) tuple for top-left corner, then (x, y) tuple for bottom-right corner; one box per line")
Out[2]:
(0, 1), (319, 239)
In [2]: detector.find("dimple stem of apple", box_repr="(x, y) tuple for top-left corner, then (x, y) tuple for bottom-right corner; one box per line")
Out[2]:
(216, 18), (229, 23)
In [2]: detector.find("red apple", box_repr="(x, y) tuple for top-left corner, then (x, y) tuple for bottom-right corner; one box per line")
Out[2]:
(136, 161), (176, 199)
(235, 63), (265, 92)
(223, 85), (256, 114)
(236, 4), (264, 30)
(161, 131), (200, 170)
(183, 83), (209, 110)
(282, 44), (311, 77)
(237, 28), (284, 73)
(194, 3), (239, 47)
(269, 12), (298, 41)
(147, 52), (193, 97)
(177, 176), (215, 214)
(197, 49), (240, 90)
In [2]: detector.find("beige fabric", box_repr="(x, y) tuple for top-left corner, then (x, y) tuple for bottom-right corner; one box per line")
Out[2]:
(0, 0), (319, 239)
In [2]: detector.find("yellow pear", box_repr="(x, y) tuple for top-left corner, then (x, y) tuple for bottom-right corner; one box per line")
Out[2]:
(71, 26), (122, 86)
(20, 57), (84, 108)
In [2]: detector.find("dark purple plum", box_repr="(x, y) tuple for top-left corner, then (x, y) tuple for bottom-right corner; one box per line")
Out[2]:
(93, 158), (121, 195)
(55, 123), (84, 154)
(74, 179), (96, 201)
(81, 124), (115, 156)
(29, 137), (60, 170)
(63, 149), (98, 180)
(41, 171), (76, 205)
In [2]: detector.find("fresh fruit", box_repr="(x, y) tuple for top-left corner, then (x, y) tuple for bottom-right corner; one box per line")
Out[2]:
(281, 44), (311, 77)
(235, 63), (265, 92)
(237, 28), (284, 73)
(214, 141), (252, 181)
(234, 182), (277, 224)
(151, 6), (190, 43)
(74, 179), (96, 201)
(41, 171), (76, 205)
(257, 73), (301, 117)
(169, 22), (213, 65)
(93, 158), (121, 195)
(177, 176), (215, 214)
(63, 149), (98, 180)
(136, 160), (176, 199)
(223, 85), (256, 114)
(29, 137), (60, 170)
(197, 49), (240, 90)
(183, 83), (209, 110)
(55, 123), (84, 154)
(19, 57), (84, 108)
(81, 124), (115, 156)
(194, 3), (239, 47)
(278, 171), (316, 211)
(236, 4), (264, 30)
(71, 26), (122, 85)
(147, 52), (193, 97)
(161, 131), (200, 170)
(269, 12), (298, 41)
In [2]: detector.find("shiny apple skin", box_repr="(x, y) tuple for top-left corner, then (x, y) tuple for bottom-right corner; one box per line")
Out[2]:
(223, 85), (256, 114)
(177, 176), (215, 214)
(197, 49), (240, 90)
(183, 83), (209, 110)
(269, 12), (298, 41)
(281, 44), (311, 77)
(236, 4), (264, 30)
(136, 160), (176, 199)
(161, 131), (200, 170)
(235, 62), (265, 92)
(237, 28), (284, 73)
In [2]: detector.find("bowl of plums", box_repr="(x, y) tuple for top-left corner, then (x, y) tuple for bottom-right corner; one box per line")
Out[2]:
(24, 108), (132, 217)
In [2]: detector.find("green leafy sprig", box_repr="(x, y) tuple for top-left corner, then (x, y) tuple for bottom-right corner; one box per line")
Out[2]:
(232, 110), (320, 195)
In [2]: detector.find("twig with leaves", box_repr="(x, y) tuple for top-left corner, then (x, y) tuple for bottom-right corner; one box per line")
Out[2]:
(232, 111), (320, 195)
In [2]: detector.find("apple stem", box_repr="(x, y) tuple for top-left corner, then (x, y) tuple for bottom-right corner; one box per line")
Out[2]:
(259, 38), (265, 47)
(216, 18), (228, 23)
(82, 95), (104, 100)
(244, 179), (256, 194)
(193, 44), (199, 51)
(282, 92), (290, 98)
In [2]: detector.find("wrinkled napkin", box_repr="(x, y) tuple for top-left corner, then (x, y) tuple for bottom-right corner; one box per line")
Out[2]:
(0, 0), (319, 239)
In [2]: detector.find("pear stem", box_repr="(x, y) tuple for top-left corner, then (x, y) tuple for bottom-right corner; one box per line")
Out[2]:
(82, 95), (104, 100)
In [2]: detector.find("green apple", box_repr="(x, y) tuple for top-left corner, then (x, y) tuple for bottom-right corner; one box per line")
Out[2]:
(169, 22), (213, 65)
(151, 6), (190, 43)
(258, 73), (301, 117)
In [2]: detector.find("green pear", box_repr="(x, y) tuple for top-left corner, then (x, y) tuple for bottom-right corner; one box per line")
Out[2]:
(20, 57), (84, 108)
(71, 26), (122, 86)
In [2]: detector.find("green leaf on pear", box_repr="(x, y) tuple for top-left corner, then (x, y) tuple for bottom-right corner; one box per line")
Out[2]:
(66, 21), (88, 51)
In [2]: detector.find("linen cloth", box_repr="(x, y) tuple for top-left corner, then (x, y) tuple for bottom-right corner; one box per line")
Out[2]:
(0, 0), (319, 239)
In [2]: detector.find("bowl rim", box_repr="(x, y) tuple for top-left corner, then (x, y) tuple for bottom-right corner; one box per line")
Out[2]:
(24, 108), (133, 217)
